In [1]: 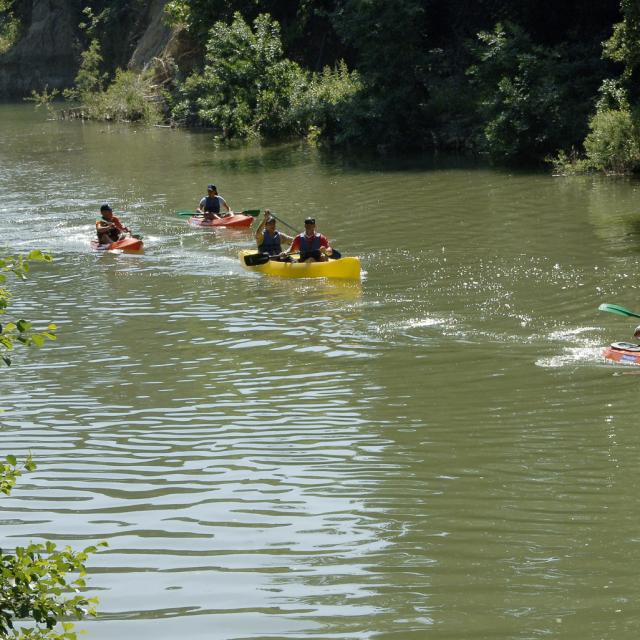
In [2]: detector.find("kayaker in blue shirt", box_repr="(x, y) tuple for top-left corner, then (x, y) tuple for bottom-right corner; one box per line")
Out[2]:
(255, 210), (293, 258)
(197, 184), (231, 221)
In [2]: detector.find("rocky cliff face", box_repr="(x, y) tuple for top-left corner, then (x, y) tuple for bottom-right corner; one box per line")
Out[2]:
(0, 0), (77, 98)
(128, 0), (173, 71)
(0, 0), (176, 98)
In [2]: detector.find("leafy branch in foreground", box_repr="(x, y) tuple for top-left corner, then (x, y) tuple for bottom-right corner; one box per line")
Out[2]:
(0, 456), (107, 639)
(0, 453), (35, 496)
(0, 250), (57, 366)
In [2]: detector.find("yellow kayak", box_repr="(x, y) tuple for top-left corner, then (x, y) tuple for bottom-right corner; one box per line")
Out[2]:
(239, 250), (361, 280)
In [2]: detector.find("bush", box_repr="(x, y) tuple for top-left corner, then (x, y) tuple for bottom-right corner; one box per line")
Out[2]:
(469, 22), (601, 163)
(584, 108), (640, 173)
(174, 12), (308, 139)
(84, 69), (162, 124)
(291, 61), (363, 144)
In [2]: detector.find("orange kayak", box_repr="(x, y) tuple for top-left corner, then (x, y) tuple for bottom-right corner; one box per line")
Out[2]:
(603, 342), (640, 365)
(188, 214), (253, 228)
(91, 237), (143, 252)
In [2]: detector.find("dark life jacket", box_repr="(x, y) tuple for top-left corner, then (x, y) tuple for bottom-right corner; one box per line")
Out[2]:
(299, 233), (321, 258)
(259, 229), (283, 255)
(202, 195), (221, 214)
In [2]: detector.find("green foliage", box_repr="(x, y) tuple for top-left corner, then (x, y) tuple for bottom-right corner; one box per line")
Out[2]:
(469, 22), (599, 163)
(164, 0), (190, 29)
(546, 149), (592, 176)
(174, 11), (362, 142)
(290, 61), (363, 144)
(24, 87), (60, 107)
(584, 108), (640, 174)
(1, 454), (35, 496)
(558, 1), (640, 175)
(24, 87), (61, 118)
(0, 0), (21, 54)
(0, 250), (56, 367)
(330, 0), (429, 149)
(0, 456), (106, 639)
(175, 12), (308, 138)
(63, 37), (161, 124)
(63, 39), (106, 103)
(84, 68), (162, 124)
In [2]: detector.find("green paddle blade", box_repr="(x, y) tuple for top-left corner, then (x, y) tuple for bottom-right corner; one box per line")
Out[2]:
(176, 210), (197, 217)
(598, 303), (640, 319)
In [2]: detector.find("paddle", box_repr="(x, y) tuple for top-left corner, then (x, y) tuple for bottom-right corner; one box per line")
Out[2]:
(269, 213), (298, 233)
(244, 249), (341, 266)
(176, 209), (261, 218)
(244, 253), (271, 266)
(598, 303), (640, 319)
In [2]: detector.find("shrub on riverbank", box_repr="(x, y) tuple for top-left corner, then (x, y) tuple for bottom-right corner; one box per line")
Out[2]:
(82, 68), (162, 124)
(62, 39), (161, 125)
(170, 12), (361, 143)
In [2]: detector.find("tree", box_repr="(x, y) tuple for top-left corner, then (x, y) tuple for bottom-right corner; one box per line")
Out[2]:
(174, 12), (309, 138)
(469, 22), (606, 163)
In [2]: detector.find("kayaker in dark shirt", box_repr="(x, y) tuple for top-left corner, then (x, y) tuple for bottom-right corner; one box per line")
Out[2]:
(197, 184), (231, 221)
(255, 210), (293, 258)
(281, 217), (332, 262)
(96, 204), (130, 245)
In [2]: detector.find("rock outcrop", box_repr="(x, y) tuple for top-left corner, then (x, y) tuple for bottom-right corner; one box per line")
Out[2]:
(0, 0), (77, 98)
(128, 0), (173, 71)
(0, 0), (178, 98)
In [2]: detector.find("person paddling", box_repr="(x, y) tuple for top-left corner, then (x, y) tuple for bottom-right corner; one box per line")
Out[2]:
(255, 209), (293, 259)
(96, 204), (130, 245)
(281, 217), (333, 262)
(197, 184), (231, 221)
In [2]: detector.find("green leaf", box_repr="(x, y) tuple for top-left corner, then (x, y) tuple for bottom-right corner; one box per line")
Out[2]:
(31, 334), (45, 347)
(6, 454), (16, 465)
(16, 319), (31, 332)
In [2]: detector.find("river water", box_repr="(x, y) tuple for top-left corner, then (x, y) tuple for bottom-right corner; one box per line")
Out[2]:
(2, 104), (640, 639)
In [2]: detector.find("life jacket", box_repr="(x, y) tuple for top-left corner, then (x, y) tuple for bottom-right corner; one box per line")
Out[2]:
(202, 195), (221, 214)
(96, 217), (121, 241)
(259, 229), (282, 255)
(299, 233), (321, 257)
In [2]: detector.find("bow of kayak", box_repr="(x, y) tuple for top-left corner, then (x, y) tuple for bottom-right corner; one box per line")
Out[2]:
(239, 250), (361, 280)
(603, 342), (640, 365)
(189, 214), (253, 228)
(91, 237), (144, 252)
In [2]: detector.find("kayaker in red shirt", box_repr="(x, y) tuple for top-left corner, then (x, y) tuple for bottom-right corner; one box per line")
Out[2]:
(281, 217), (333, 262)
(96, 204), (130, 245)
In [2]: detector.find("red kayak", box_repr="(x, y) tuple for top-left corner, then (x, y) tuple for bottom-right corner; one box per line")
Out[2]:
(603, 342), (640, 365)
(188, 214), (253, 228)
(91, 237), (143, 252)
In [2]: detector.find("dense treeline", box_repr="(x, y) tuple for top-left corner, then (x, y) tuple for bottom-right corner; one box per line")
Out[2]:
(159, 0), (622, 163)
(6, 0), (640, 170)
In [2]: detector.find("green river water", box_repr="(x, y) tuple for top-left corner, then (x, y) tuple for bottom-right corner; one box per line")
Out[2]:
(2, 104), (640, 639)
